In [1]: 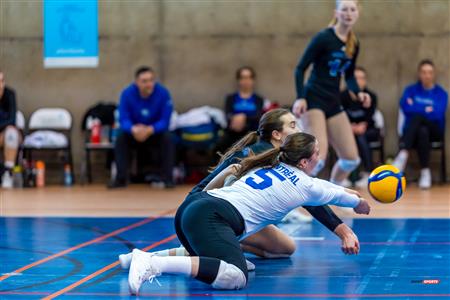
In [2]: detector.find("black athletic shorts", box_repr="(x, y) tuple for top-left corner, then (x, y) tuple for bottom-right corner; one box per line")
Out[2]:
(305, 89), (344, 119)
(174, 191), (248, 277)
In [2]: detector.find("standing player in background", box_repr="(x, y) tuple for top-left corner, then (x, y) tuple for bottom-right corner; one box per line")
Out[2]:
(292, 0), (371, 188)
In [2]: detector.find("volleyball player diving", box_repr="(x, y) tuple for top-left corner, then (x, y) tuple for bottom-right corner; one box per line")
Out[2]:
(126, 132), (371, 293)
(119, 109), (361, 272)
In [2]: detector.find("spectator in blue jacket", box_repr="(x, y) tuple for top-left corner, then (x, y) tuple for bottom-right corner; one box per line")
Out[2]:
(393, 59), (448, 189)
(109, 66), (174, 189)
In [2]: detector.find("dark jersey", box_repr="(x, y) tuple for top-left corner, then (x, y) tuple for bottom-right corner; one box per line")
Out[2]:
(0, 87), (17, 131)
(295, 27), (360, 103)
(189, 140), (343, 232)
(341, 88), (378, 128)
(225, 93), (264, 132)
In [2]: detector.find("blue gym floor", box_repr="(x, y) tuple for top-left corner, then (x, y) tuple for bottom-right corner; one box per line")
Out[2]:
(1, 217), (449, 299)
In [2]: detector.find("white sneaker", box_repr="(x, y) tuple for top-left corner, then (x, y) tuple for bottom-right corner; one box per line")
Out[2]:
(281, 209), (313, 223)
(418, 168), (432, 189)
(246, 259), (256, 271)
(355, 173), (369, 188)
(392, 151), (408, 172)
(128, 249), (161, 295)
(2, 171), (13, 189)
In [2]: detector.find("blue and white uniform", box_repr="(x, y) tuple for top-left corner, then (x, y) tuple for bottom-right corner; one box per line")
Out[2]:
(208, 162), (360, 240)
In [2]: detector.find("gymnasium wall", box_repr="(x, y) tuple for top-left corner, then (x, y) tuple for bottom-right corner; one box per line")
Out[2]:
(0, 0), (449, 177)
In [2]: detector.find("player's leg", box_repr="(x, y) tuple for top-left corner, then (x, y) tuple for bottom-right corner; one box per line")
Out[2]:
(240, 225), (296, 258)
(128, 195), (248, 294)
(326, 112), (360, 184)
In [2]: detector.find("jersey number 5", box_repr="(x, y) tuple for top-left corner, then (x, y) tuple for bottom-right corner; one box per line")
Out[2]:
(245, 168), (286, 190)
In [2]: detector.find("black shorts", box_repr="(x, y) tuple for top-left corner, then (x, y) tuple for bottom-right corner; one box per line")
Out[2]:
(305, 90), (344, 119)
(174, 191), (248, 277)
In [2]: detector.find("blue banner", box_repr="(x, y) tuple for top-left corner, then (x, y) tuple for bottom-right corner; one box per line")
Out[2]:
(44, 0), (98, 68)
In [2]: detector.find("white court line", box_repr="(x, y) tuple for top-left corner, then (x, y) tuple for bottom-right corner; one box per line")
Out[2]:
(291, 237), (325, 241)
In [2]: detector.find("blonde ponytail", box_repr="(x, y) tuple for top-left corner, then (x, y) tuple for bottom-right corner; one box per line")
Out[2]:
(330, 0), (359, 58)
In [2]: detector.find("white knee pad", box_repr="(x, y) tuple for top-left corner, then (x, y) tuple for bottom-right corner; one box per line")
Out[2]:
(211, 261), (246, 290)
(337, 157), (361, 172)
(310, 159), (325, 177)
(4, 126), (19, 149)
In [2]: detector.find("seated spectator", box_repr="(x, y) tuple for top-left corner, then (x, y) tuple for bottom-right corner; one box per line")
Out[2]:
(393, 59), (448, 189)
(0, 70), (20, 189)
(214, 66), (264, 157)
(108, 66), (175, 189)
(341, 66), (379, 187)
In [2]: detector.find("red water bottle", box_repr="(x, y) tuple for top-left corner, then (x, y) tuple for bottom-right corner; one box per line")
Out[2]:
(91, 119), (101, 144)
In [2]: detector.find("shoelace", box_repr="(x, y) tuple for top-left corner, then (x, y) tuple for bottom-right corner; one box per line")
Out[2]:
(148, 274), (162, 287)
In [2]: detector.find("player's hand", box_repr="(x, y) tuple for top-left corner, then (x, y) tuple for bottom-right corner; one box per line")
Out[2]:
(131, 125), (147, 142)
(292, 99), (307, 117)
(425, 106), (434, 113)
(407, 97), (414, 105)
(334, 223), (360, 255)
(358, 92), (371, 108)
(353, 199), (371, 215)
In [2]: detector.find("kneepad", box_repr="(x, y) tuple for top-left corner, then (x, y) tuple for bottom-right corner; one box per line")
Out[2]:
(4, 127), (19, 149)
(310, 159), (325, 177)
(337, 157), (361, 172)
(211, 261), (246, 290)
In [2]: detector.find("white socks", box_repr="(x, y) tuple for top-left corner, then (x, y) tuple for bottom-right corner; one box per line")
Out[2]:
(152, 256), (192, 276)
(153, 246), (187, 257)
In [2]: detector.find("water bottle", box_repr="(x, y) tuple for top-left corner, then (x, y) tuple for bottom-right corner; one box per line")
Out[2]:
(36, 160), (45, 188)
(91, 118), (101, 144)
(12, 166), (23, 188)
(64, 164), (73, 186)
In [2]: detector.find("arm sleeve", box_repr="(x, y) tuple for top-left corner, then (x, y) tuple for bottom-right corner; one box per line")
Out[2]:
(118, 91), (133, 134)
(303, 177), (361, 208)
(344, 44), (360, 94)
(366, 92), (377, 126)
(295, 33), (323, 99)
(152, 91), (174, 134)
(429, 89), (448, 120)
(303, 205), (343, 232)
(0, 90), (17, 129)
(400, 86), (425, 115)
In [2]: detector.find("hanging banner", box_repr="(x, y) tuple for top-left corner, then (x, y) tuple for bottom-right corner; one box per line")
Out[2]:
(44, 0), (98, 68)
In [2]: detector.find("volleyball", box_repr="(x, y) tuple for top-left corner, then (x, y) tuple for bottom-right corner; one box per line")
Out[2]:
(368, 165), (406, 203)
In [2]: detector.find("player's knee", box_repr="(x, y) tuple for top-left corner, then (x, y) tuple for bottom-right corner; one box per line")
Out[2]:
(211, 261), (247, 290)
(310, 159), (325, 176)
(284, 237), (296, 256)
(4, 126), (19, 149)
(337, 157), (360, 172)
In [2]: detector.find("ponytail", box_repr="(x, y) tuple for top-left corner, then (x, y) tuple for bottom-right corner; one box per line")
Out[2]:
(236, 132), (317, 178)
(236, 147), (281, 178)
(329, 1), (359, 58)
(214, 131), (259, 168)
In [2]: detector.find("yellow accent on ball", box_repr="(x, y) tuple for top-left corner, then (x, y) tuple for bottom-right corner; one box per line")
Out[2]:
(368, 165), (406, 203)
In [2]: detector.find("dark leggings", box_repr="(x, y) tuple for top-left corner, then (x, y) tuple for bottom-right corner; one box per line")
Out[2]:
(400, 115), (442, 169)
(174, 191), (248, 284)
(355, 127), (380, 171)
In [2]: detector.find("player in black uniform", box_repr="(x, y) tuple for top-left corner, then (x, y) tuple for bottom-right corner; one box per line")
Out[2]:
(292, 0), (371, 186)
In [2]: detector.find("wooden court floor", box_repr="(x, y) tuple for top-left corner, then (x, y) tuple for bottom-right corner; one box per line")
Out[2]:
(1, 184), (449, 218)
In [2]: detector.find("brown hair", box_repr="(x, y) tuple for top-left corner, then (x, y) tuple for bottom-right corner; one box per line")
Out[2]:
(215, 108), (291, 167)
(418, 59), (435, 71)
(236, 132), (317, 178)
(329, 0), (359, 58)
(236, 66), (256, 80)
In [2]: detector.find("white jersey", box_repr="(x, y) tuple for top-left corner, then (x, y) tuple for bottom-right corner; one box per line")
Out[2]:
(207, 162), (360, 240)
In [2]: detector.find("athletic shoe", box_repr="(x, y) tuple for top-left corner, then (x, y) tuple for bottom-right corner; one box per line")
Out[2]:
(392, 151), (408, 172)
(340, 178), (353, 188)
(246, 259), (256, 271)
(281, 209), (313, 223)
(128, 249), (161, 295)
(1, 171), (13, 189)
(418, 168), (431, 189)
